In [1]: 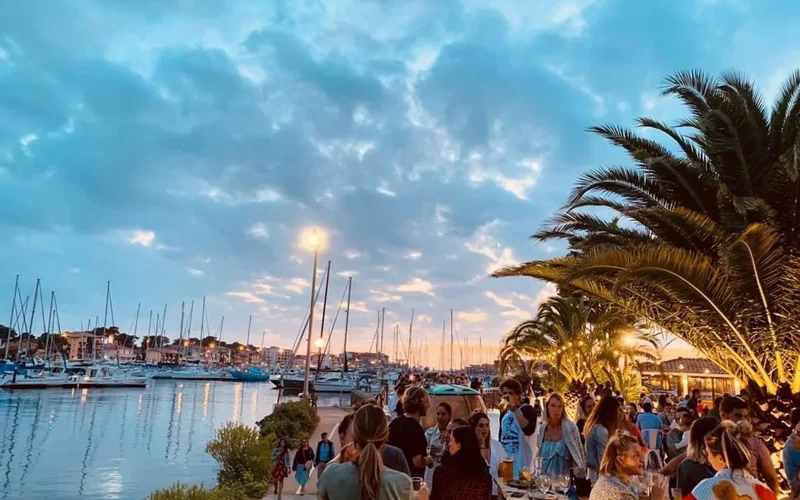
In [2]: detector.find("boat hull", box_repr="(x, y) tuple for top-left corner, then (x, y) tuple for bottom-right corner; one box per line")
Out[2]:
(2, 379), (147, 389)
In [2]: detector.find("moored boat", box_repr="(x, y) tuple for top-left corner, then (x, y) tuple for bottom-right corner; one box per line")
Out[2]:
(230, 367), (269, 382)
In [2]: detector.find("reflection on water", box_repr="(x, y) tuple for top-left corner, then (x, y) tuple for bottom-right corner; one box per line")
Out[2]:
(0, 380), (347, 500)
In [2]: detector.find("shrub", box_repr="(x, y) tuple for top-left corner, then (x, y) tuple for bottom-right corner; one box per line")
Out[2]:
(145, 482), (247, 500)
(257, 401), (319, 448)
(205, 422), (274, 498)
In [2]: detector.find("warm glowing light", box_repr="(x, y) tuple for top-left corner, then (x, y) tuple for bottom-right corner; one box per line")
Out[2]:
(623, 335), (635, 346)
(314, 337), (326, 350)
(209, 342), (215, 349)
(238, 345), (244, 351)
(183, 340), (189, 346)
(107, 335), (115, 342)
(301, 227), (326, 251)
(678, 363), (685, 370)
(703, 368), (710, 374)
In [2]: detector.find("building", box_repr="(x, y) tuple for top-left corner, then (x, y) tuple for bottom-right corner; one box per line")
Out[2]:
(261, 346), (294, 367)
(341, 352), (389, 369)
(64, 331), (104, 361)
(232, 348), (260, 365)
(102, 344), (137, 363)
(145, 347), (179, 365)
(640, 357), (739, 396)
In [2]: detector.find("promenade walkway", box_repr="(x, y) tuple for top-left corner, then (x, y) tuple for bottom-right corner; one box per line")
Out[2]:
(263, 406), (347, 499)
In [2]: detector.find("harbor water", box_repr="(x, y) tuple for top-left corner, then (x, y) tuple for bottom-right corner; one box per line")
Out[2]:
(0, 380), (349, 500)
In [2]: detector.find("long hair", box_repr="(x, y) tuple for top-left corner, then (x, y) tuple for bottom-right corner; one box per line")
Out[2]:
(575, 394), (594, 422)
(704, 420), (751, 471)
(401, 385), (429, 415)
(468, 410), (491, 449)
(545, 393), (567, 425)
(584, 395), (621, 439)
(352, 404), (389, 500)
(686, 417), (719, 463)
(449, 426), (489, 475)
(599, 431), (639, 476)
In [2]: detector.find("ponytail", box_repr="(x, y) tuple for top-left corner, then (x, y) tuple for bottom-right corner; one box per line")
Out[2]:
(704, 420), (751, 470)
(352, 404), (389, 500)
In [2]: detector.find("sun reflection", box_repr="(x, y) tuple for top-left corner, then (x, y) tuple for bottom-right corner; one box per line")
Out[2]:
(231, 383), (242, 423)
(80, 388), (88, 404)
(175, 392), (183, 418)
(250, 388), (259, 424)
(202, 382), (210, 419)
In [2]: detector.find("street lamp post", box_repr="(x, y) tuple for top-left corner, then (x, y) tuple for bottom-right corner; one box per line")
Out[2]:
(302, 228), (323, 400)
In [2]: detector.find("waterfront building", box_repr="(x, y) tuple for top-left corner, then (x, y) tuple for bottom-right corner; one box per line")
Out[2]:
(640, 357), (739, 396)
(64, 331), (104, 361)
(102, 344), (137, 363)
(145, 347), (179, 365)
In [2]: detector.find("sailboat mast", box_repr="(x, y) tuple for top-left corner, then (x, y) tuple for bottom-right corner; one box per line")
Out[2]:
(199, 296), (206, 338)
(4, 274), (19, 360)
(260, 330), (265, 364)
(343, 277), (351, 373)
(146, 310), (153, 350)
(246, 314), (252, 348)
(449, 309), (454, 372)
(317, 261), (331, 370)
(44, 291), (54, 363)
(132, 303), (141, 348)
(19, 278), (40, 362)
(178, 301), (185, 362)
(407, 308), (414, 369)
(101, 280), (110, 361)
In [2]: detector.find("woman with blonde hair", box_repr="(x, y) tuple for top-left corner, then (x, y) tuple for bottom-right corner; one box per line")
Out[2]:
(536, 393), (585, 476)
(584, 395), (622, 481)
(687, 421), (776, 500)
(588, 432), (668, 500)
(318, 404), (416, 500)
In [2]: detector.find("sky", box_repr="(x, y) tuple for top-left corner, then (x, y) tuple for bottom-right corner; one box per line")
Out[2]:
(2, 0), (799, 368)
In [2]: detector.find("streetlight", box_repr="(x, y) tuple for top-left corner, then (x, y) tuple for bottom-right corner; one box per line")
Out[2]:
(314, 337), (326, 368)
(301, 227), (325, 399)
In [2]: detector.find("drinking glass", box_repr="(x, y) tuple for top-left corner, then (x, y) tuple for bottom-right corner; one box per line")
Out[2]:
(671, 488), (682, 500)
(537, 475), (551, 497)
(553, 473), (570, 495)
(412, 477), (424, 492)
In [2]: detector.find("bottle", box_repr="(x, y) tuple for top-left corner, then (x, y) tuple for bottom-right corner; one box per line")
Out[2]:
(567, 472), (578, 500)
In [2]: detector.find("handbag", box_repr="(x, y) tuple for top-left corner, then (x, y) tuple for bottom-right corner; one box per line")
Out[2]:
(305, 460), (313, 470)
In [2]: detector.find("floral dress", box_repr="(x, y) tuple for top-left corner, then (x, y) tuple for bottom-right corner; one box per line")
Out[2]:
(272, 448), (290, 481)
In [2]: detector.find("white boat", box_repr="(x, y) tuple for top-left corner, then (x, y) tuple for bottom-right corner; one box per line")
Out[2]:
(1, 365), (146, 389)
(312, 374), (356, 393)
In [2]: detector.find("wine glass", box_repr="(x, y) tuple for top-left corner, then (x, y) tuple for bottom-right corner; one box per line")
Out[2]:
(537, 475), (551, 497)
(552, 473), (570, 495)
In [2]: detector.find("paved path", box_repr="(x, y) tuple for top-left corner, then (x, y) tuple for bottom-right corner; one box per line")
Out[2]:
(262, 406), (347, 499)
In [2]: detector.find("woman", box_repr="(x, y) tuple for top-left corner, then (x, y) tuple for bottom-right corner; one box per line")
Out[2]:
(576, 394), (596, 439)
(537, 393), (586, 476)
(318, 404), (416, 500)
(271, 438), (291, 499)
(430, 426), (493, 500)
(335, 405), (411, 475)
(424, 403), (453, 487)
(469, 411), (504, 497)
(676, 417), (718, 494)
(687, 421), (776, 500)
(292, 439), (315, 495)
(589, 432), (668, 500)
(388, 385), (432, 479)
(584, 395), (622, 481)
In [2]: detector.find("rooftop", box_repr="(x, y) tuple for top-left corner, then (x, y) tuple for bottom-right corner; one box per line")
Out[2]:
(640, 357), (728, 376)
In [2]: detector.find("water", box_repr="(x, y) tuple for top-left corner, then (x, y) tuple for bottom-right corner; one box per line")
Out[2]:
(0, 380), (348, 500)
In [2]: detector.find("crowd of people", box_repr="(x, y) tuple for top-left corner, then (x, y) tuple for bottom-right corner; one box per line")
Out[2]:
(266, 376), (793, 500)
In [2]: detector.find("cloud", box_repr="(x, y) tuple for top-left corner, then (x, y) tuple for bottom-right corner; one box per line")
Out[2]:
(404, 251), (422, 260)
(226, 291), (265, 304)
(336, 270), (359, 278)
(247, 222), (269, 240)
(486, 291), (515, 309)
(457, 310), (488, 323)
(533, 283), (558, 309)
(122, 229), (156, 248)
(370, 289), (403, 303)
(345, 250), (362, 259)
(397, 278), (434, 295)
(188, 268), (204, 277)
(465, 220), (519, 274)
(349, 300), (369, 312)
(285, 278), (311, 294)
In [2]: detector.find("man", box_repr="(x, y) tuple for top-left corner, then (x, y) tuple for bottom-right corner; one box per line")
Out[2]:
(498, 378), (537, 480)
(666, 408), (692, 460)
(315, 432), (335, 478)
(686, 388), (701, 416)
(636, 401), (663, 450)
(719, 395), (779, 494)
(424, 402), (453, 487)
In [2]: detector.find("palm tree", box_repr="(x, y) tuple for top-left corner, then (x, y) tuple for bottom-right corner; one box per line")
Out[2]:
(500, 295), (659, 405)
(495, 70), (800, 396)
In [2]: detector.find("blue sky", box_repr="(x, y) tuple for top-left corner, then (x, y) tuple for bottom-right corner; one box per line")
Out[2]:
(1, 0), (799, 368)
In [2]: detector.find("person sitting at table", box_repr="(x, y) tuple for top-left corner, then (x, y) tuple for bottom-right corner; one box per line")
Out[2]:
(537, 393), (585, 476)
(469, 410), (504, 497)
(589, 432), (668, 500)
(424, 402), (453, 488)
(430, 426), (492, 500)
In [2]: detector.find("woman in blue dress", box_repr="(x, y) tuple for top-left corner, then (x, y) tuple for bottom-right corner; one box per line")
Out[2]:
(536, 393), (585, 477)
(292, 439), (315, 495)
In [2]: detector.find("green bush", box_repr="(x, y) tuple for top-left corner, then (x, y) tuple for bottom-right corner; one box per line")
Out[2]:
(257, 401), (319, 448)
(145, 482), (247, 500)
(205, 422), (274, 498)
